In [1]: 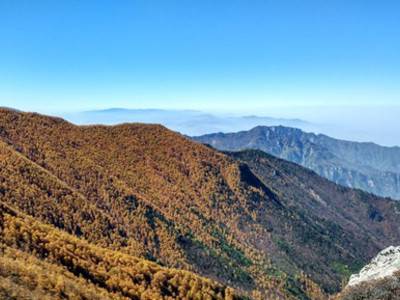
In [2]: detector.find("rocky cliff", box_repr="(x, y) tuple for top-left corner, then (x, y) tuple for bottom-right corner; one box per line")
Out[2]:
(348, 246), (400, 286)
(338, 246), (400, 299)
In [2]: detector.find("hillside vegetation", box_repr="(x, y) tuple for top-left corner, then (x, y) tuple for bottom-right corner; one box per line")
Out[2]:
(228, 150), (400, 290)
(0, 201), (242, 300)
(2, 108), (400, 299)
(0, 108), (323, 299)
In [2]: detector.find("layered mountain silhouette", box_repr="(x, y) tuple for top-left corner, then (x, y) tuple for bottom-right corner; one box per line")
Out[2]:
(2, 108), (400, 299)
(193, 126), (400, 200)
(61, 108), (310, 136)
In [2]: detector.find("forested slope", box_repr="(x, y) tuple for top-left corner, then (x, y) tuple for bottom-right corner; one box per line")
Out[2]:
(3, 109), (398, 298)
(0, 201), (242, 300)
(1, 108), (323, 299)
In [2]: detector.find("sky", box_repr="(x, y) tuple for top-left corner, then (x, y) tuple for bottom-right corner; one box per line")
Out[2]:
(0, 1), (399, 144)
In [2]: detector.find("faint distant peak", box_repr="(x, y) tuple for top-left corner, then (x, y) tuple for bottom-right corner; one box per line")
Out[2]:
(249, 125), (306, 134)
(242, 115), (309, 124)
(85, 108), (202, 114)
(85, 108), (166, 113)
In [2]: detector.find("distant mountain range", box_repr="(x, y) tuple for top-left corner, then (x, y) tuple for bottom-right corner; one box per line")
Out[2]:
(193, 126), (400, 200)
(60, 108), (311, 136)
(3, 108), (400, 299)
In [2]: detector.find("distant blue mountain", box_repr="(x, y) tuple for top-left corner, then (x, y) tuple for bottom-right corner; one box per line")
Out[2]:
(193, 125), (400, 200)
(60, 108), (311, 136)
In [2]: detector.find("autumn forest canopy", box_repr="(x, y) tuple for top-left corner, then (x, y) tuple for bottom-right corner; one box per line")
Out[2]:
(0, 108), (400, 299)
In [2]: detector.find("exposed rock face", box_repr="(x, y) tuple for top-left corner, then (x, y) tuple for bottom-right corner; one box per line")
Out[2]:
(348, 246), (400, 286)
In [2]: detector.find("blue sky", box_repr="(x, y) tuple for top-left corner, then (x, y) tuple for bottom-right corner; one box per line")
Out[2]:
(0, 0), (399, 114)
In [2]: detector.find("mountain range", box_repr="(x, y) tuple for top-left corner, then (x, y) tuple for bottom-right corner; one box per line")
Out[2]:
(1, 108), (400, 299)
(193, 126), (400, 200)
(60, 108), (310, 136)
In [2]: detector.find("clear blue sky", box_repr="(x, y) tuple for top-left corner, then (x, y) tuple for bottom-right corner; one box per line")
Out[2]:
(0, 0), (399, 113)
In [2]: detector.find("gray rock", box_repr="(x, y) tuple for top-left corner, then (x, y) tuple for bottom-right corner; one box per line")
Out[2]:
(348, 246), (400, 286)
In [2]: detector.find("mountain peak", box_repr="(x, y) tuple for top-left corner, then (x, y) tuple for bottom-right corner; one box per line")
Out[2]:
(193, 126), (400, 199)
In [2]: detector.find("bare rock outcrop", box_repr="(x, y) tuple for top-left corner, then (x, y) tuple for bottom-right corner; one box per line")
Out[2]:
(348, 246), (400, 286)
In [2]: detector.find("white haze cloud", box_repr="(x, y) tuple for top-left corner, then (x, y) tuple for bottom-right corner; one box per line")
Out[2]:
(59, 105), (400, 147)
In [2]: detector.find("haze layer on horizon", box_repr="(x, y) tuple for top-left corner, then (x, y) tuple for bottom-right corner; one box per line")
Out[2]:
(1, 1), (399, 145)
(54, 105), (398, 148)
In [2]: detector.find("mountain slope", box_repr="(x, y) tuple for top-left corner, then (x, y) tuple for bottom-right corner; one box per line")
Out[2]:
(2, 109), (400, 298)
(226, 150), (400, 291)
(0, 108), (323, 299)
(193, 126), (400, 199)
(0, 201), (242, 300)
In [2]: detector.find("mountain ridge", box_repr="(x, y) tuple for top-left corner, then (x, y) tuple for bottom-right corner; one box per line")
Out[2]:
(60, 108), (310, 136)
(0, 108), (323, 299)
(193, 125), (400, 199)
(2, 108), (400, 299)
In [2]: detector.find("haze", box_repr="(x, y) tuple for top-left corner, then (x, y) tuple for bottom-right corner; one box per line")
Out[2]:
(1, 1), (399, 145)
